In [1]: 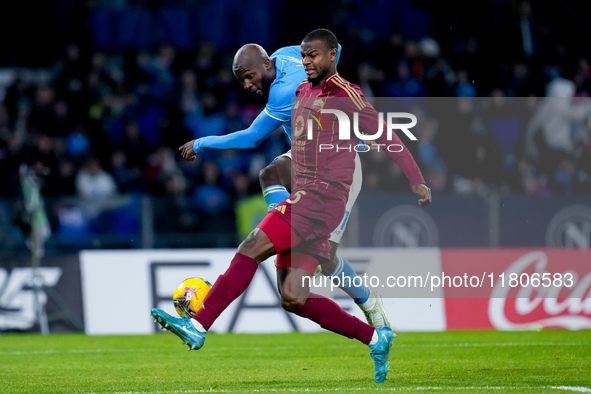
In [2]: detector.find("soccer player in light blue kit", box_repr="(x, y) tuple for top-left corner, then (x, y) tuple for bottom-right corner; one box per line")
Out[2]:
(179, 43), (390, 328)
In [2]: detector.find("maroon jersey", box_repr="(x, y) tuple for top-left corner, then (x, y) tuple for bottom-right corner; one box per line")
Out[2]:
(291, 72), (425, 199)
(267, 72), (426, 260)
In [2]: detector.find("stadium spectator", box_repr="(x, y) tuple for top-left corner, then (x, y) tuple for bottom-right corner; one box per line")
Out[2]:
(177, 69), (201, 114)
(524, 78), (591, 188)
(384, 61), (426, 97)
(0, 0), (590, 249)
(75, 156), (118, 199)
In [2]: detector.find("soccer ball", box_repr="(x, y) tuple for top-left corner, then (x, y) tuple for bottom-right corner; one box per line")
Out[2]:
(172, 277), (212, 318)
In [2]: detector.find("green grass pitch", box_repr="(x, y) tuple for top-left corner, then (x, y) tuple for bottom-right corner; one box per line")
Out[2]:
(1, 330), (590, 393)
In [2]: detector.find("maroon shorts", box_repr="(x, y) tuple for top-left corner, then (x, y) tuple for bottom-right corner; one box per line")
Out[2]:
(256, 187), (346, 269)
(256, 212), (322, 275)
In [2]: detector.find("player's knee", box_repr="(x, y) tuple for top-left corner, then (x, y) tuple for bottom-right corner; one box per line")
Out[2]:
(320, 260), (337, 276)
(320, 243), (339, 276)
(280, 294), (306, 313)
(258, 164), (281, 188)
(237, 229), (273, 263)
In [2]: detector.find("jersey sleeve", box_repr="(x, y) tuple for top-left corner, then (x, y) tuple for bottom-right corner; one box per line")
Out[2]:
(264, 87), (292, 123)
(355, 96), (426, 187)
(193, 110), (284, 153)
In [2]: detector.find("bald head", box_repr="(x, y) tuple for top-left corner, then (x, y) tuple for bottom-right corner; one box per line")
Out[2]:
(232, 44), (275, 102)
(233, 44), (269, 74)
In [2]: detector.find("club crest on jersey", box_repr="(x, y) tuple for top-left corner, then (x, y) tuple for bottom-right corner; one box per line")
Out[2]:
(294, 115), (305, 137)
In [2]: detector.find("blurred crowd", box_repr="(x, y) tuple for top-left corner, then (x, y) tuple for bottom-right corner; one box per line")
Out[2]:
(0, 0), (590, 239)
(0, 42), (283, 235)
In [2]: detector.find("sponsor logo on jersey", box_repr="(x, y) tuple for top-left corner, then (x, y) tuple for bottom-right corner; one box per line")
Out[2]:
(294, 115), (305, 137)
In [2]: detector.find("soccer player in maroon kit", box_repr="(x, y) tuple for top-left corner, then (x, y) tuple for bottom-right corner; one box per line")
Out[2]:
(152, 28), (431, 384)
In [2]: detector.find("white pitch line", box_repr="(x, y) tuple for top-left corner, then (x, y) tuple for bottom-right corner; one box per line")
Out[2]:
(86, 386), (591, 394)
(552, 387), (591, 393)
(397, 342), (590, 348)
(83, 386), (591, 394)
(0, 348), (154, 356)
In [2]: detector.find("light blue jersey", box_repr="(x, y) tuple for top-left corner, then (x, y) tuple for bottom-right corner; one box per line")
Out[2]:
(192, 44), (341, 153)
(264, 45), (307, 141)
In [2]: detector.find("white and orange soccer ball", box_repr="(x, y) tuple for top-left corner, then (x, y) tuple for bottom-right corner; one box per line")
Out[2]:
(172, 277), (212, 318)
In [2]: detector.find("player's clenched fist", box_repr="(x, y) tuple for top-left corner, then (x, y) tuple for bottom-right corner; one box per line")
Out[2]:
(179, 140), (197, 161)
(411, 183), (432, 206)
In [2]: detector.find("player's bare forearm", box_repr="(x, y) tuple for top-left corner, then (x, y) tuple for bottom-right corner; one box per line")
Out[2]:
(179, 140), (197, 161)
(411, 183), (432, 206)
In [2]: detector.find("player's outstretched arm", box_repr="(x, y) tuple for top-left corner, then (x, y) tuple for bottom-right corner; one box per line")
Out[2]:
(178, 111), (284, 161)
(411, 183), (432, 206)
(356, 98), (432, 205)
(179, 140), (199, 161)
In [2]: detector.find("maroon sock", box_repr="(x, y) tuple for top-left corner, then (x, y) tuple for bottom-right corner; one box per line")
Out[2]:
(295, 293), (375, 345)
(193, 253), (258, 331)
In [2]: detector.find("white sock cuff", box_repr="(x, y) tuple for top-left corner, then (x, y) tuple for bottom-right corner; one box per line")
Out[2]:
(190, 318), (207, 332)
(369, 330), (378, 346)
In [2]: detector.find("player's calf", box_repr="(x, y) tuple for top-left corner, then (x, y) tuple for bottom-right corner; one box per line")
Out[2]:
(280, 294), (307, 313)
(323, 251), (391, 328)
(277, 265), (312, 314)
(259, 156), (293, 211)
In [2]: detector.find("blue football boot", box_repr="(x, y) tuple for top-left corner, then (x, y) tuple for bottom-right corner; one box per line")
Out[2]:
(369, 327), (394, 383)
(151, 308), (206, 350)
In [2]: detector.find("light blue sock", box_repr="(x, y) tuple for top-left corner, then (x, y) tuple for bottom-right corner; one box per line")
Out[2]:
(330, 256), (370, 304)
(262, 185), (289, 211)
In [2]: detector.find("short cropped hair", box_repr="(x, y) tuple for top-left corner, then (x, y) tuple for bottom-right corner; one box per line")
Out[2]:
(302, 28), (338, 52)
